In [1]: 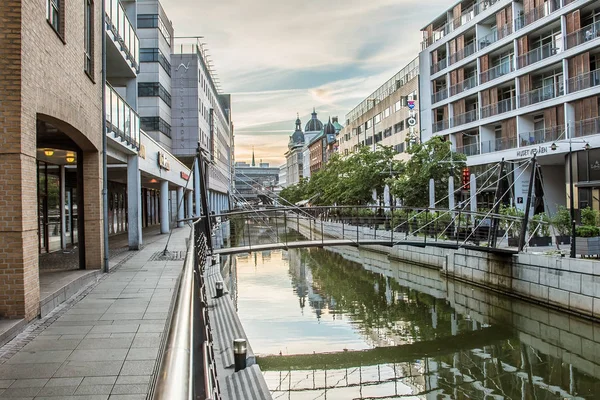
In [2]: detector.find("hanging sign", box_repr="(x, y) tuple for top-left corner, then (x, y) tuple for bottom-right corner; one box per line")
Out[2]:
(158, 152), (171, 171)
(407, 100), (416, 110)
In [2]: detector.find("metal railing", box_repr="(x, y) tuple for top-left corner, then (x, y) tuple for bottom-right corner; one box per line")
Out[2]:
(451, 108), (479, 127)
(517, 43), (558, 68)
(456, 142), (480, 156)
(450, 75), (477, 96)
(480, 97), (515, 119)
(481, 137), (517, 153)
(572, 116), (600, 138)
(433, 119), (450, 133)
(431, 58), (448, 75)
(568, 68), (600, 93)
(480, 60), (513, 83)
(519, 125), (565, 146)
(432, 87), (449, 104)
(515, 0), (560, 30)
(566, 20), (600, 49)
(104, 0), (139, 70)
(152, 219), (221, 400)
(449, 41), (477, 65)
(519, 84), (563, 107)
(105, 84), (140, 148)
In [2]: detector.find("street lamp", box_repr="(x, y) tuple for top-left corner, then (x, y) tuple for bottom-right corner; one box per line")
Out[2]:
(551, 138), (590, 258)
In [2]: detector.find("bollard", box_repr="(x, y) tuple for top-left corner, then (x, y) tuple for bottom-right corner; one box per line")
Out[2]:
(233, 338), (247, 372)
(215, 281), (224, 298)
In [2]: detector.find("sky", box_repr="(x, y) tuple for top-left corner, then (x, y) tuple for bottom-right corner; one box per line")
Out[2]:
(161, 0), (451, 167)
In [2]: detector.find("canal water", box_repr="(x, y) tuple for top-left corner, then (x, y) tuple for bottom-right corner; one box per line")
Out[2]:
(222, 244), (600, 399)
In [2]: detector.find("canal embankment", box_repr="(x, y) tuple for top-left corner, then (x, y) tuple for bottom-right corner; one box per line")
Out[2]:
(294, 217), (600, 320)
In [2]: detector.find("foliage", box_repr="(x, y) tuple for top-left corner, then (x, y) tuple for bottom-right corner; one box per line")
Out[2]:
(529, 212), (550, 237)
(551, 206), (571, 236)
(576, 225), (600, 238)
(279, 178), (311, 205)
(389, 136), (466, 208)
(581, 207), (599, 227)
(499, 205), (524, 237)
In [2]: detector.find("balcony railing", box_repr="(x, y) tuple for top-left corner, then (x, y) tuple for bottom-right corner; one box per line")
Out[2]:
(569, 69), (600, 95)
(457, 142), (481, 156)
(431, 58), (448, 75)
(480, 97), (516, 119)
(515, 0), (560, 30)
(479, 24), (513, 50)
(432, 88), (449, 104)
(433, 119), (450, 133)
(105, 84), (140, 148)
(520, 125), (565, 147)
(566, 21), (600, 49)
(451, 109), (479, 127)
(519, 84), (563, 107)
(517, 43), (558, 69)
(573, 116), (600, 138)
(450, 75), (477, 96)
(105, 0), (140, 70)
(480, 61), (513, 83)
(481, 137), (517, 153)
(449, 41), (477, 65)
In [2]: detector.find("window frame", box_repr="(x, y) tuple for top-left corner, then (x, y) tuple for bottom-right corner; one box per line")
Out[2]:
(84, 0), (94, 79)
(47, 0), (65, 41)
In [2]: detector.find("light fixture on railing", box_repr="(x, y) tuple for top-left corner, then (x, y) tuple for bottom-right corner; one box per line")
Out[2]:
(44, 149), (54, 157)
(66, 154), (75, 163)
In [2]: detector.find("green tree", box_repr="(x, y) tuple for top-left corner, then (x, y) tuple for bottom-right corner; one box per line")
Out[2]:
(391, 136), (465, 208)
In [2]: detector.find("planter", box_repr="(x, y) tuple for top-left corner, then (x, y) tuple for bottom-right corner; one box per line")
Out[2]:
(528, 236), (552, 247)
(555, 235), (571, 245)
(576, 236), (600, 256)
(508, 237), (520, 247)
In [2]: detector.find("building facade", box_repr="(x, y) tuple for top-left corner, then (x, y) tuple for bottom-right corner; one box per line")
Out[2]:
(419, 0), (600, 213)
(234, 161), (280, 204)
(308, 118), (339, 174)
(285, 116), (306, 186)
(338, 58), (420, 160)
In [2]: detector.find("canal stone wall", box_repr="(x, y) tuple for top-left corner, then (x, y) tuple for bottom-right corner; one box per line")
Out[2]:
(294, 217), (600, 320)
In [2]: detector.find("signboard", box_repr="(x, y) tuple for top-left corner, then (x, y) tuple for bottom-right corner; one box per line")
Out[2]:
(407, 100), (415, 110)
(515, 145), (549, 158)
(407, 117), (417, 126)
(180, 171), (190, 180)
(158, 152), (171, 171)
(139, 144), (146, 159)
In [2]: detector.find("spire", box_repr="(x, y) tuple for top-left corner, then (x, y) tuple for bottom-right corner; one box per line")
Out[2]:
(251, 146), (255, 166)
(295, 113), (302, 131)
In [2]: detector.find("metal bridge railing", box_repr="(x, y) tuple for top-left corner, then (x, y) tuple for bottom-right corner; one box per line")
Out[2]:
(151, 219), (221, 400)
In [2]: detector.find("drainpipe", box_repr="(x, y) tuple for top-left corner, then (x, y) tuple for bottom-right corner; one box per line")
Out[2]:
(101, 0), (109, 273)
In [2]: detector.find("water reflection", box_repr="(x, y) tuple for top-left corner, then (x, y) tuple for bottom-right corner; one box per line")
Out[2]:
(225, 246), (600, 399)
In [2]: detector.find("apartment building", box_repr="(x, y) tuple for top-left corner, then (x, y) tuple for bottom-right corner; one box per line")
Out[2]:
(338, 58), (420, 160)
(419, 0), (600, 212)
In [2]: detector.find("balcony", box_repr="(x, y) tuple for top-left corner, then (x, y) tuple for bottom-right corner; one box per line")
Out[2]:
(519, 84), (563, 107)
(480, 61), (513, 83)
(432, 88), (449, 104)
(450, 75), (477, 96)
(566, 21), (600, 50)
(573, 116), (600, 138)
(480, 97), (516, 119)
(105, 0), (140, 72)
(481, 137), (518, 153)
(433, 119), (450, 133)
(519, 125), (564, 147)
(105, 84), (140, 149)
(515, 0), (561, 30)
(449, 41), (477, 65)
(479, 24), (513, 50)
(431, 58), (448, 75)
(457, 142), (481, 156)
(517, 43), (558, 69)
(568, 68), (600, 93)
(451, 109), (479, 127)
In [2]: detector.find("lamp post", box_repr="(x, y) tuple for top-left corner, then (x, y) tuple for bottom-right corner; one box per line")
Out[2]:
(551, 139), (590, 258)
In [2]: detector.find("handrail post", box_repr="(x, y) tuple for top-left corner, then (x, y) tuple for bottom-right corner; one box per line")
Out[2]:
(284, 210), (288, 245)
(246, 219), (251, 250)
(424, 209), (428, 246)
(457, 208), (462, 246)
(309, 219), (312, 241)
(321, 219), (324, 245)
(391, 208), (394, 246)
(275, 211), (280, 243)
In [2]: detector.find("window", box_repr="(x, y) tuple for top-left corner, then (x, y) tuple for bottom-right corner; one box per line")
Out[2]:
(47, 0), (62, 36)
(394, 121), (404, 133)
(139, 48), (171, 76)
(374, 113), (382, 124)
(137, 14), (159, 28)
(141, 117), (172, 137)
(84, 0), (94, 76)
(138, 83), (172, 107)
(394, 143), (405, 154)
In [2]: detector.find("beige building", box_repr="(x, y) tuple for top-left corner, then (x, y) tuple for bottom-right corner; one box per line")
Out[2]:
(338, 58), (420, 160)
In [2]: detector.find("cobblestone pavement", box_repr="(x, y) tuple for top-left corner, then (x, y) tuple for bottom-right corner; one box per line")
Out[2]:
(0, 227), (190, 400)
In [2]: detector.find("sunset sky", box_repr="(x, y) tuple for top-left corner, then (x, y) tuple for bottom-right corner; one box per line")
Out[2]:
(161, 0), (450, 166)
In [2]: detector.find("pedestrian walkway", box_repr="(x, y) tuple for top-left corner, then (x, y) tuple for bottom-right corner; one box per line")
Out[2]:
(0, 226), (190, 400)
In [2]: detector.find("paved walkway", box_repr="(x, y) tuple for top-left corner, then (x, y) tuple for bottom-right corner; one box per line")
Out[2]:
(0, 226), (190, 400)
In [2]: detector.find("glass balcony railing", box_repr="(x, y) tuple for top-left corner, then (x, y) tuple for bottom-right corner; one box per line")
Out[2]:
(449, 41), (477, 65)
(105, 84), (140, 149)
(481, 137), (517, 153)
(450, 75), (477, 96)
(105, 0), (139, 70)
(568, 68), (600, 93)
(432, 119), (450, 133)
(566, 21), (600, 49)
(480, 97), (515, 119)
(573, 116), (600, 138)
(519, 84), (563, 107)
(515, 0), (560, 30)
(432, 88), (448, 104)
(431, 58), (448, 75)
(517, 43), (558, 69)
(480, 60), (513, 83)
(519, 125), (564, 147)
(451, 108), (479, 127)
(457, 142), (480, 156)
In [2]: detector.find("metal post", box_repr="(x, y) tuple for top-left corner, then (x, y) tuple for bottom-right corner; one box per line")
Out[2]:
(457, 208), (462, 246)
(233, 339), (247, 372)
(391, 208), (394, 246)
(321, 219), (324, 244)
(309, 218), (312, 240)
(246, 220), (251, 250)
(284, 211), (288, 245)
(275, 211), (280, 243)
(570, 141), (576, 258)
(424, 209), (428, 245)
(488, 159), (506, 248)
(518, 155), (537, 252)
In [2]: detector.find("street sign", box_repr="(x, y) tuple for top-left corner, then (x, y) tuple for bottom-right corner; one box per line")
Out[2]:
(407, 100), (415, 110)
(408, 117), (417, 126)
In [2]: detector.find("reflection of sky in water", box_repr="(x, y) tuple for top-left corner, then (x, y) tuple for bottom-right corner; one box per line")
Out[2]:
(235, 249), (371, 356)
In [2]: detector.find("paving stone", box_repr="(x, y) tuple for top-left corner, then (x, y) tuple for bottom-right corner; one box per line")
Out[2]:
(130, 335), (161, 348)
(111, 383), (148, 395)
(119, 360), (155, 376)
(136, 324), (164, 333)
(8, 378), (48, 388)
(81, 376), (118, 386)
(115, 376), (150, 385)
(76, 338), (134, 350)
(68, 349), (129, 362)
(0, 386), (42, 397)
(0, 363), (62, 379)
(90, 325), (140, 334)
(37, 385), (79, 396)
(125, 348), (158, 361)
(108, 394), (146, 400)
(6, 350), (72, 364)
(22, 339), (80, 351)
(44, 377), (84, 387)
(36, 396), (109, 400)
(54, 361), (124, 377)
(75, 384), (114, 395)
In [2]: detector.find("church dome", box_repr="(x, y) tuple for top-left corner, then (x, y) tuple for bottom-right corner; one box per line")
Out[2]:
(324, 118), (336, 136)
(305, 108), (323, 133)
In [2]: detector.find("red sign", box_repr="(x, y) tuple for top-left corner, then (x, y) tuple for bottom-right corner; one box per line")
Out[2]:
(462, 168), (470, 190)
(180, 171), (190, 180)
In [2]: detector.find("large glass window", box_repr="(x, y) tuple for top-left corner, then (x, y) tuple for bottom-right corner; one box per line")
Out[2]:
(139, 48), (171, 76)
(138, 82), (172, 107)
(137, 14), (159, 28)
(141, 117), (172, 137)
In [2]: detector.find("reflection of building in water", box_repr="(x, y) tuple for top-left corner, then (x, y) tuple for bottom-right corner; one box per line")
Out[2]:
(260, 251), (271, 262)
